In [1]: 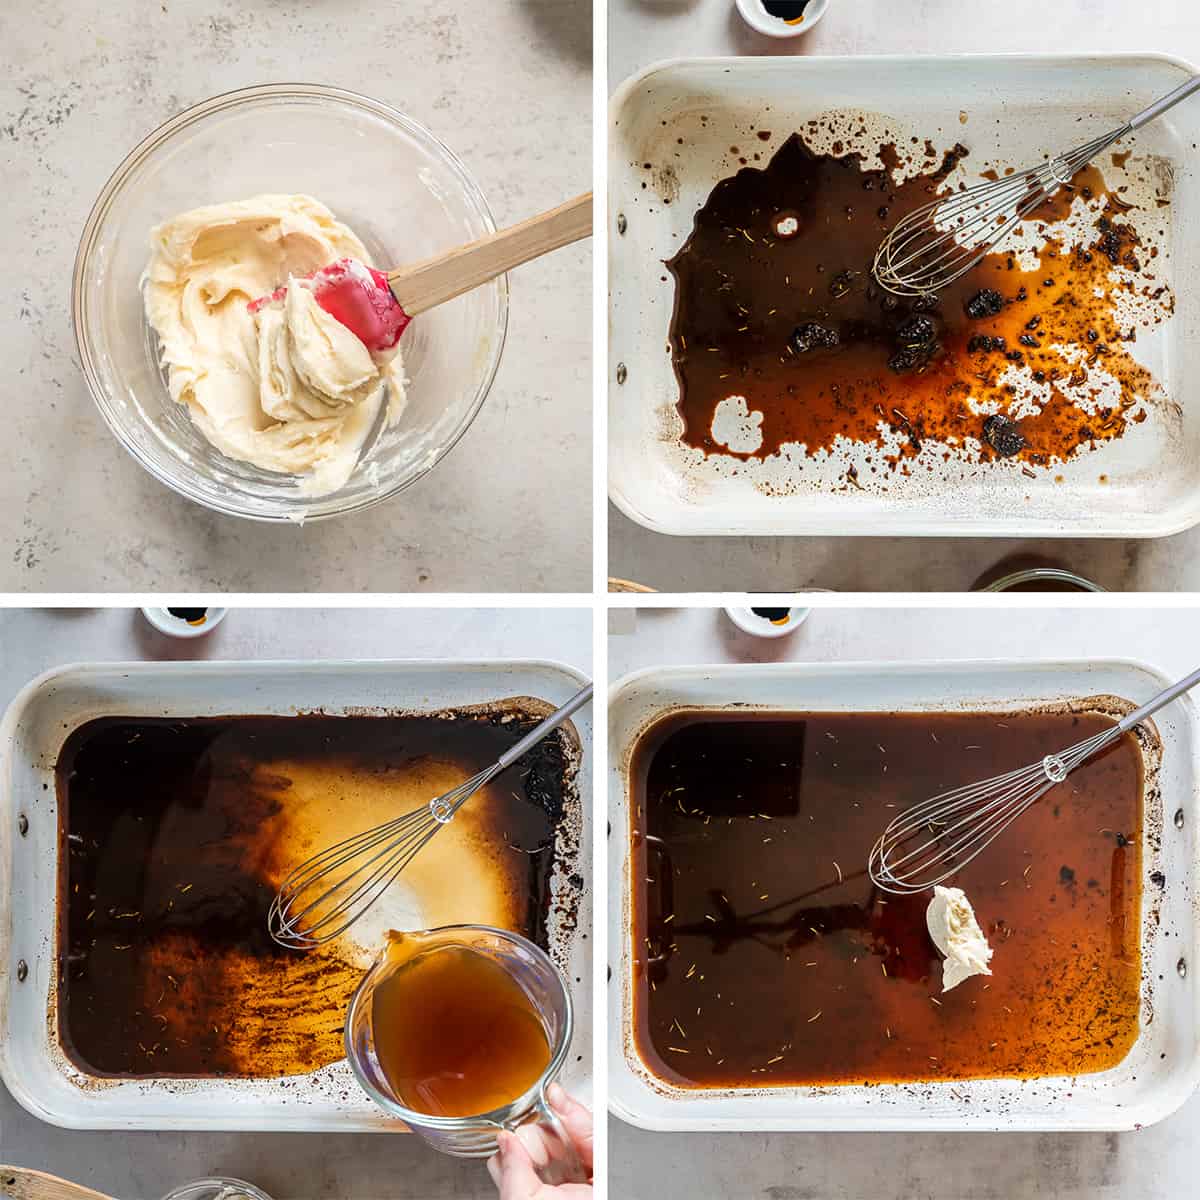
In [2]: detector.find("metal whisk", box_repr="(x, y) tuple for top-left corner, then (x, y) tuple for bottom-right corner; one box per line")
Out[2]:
(268, 683), (593, 949)
(869, 666), (1200, 895)
(873, 74), (1200, 297)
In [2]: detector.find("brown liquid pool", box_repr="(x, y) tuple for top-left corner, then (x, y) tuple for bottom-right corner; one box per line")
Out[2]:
(58, 709), (577, 1078)
(667, 134), (1166, 476)
(629, 708), (1144, 1088)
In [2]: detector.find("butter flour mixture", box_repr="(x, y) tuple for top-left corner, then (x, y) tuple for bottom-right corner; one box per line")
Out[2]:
(143, 194), (406, 495)
(926, 884), (994, 993)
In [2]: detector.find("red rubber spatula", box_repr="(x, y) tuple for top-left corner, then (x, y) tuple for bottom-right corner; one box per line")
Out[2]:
(248, 192), (593, 352)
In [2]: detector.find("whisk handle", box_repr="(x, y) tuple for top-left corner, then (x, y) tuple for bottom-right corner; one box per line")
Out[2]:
(496, 683), (594, 770)
(1118, 665), (1200, 731)
(1129, 73), (1200, 130)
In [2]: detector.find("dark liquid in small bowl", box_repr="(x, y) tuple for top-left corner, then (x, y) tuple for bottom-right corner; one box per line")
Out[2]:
(762, 1), (812, 21)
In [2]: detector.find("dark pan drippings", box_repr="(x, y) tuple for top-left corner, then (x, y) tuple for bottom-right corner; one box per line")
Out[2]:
(667, 134), (1168, 476)
(630, 709), (1144, 1088)
(58, 711), (572, 1078)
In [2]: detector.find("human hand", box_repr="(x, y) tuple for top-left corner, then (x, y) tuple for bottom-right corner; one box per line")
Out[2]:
(487, 1083), (594, 1199)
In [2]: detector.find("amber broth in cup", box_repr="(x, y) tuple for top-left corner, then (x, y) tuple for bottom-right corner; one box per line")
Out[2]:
(372, 936), (552, 1118)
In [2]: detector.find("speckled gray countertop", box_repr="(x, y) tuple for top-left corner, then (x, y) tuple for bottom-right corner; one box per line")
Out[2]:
(0, 606), (592, 1200)
(2, 0), (591, 593)
(608, 0), (1200, 593)
(609, 604), (1200, 1200)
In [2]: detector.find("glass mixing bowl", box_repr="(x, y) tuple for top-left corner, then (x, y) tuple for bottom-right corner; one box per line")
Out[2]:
(73, 84), (508, 522)
(161, 1180), (273, 1200)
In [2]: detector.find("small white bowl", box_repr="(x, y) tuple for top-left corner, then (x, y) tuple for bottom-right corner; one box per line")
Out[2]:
(141, 606), (228, 639)
(735, 0), (830, 38)
(724, 606), (811, 638)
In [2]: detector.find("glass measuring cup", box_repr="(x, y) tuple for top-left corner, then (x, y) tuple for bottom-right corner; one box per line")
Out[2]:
(344, 924), (584, 1182)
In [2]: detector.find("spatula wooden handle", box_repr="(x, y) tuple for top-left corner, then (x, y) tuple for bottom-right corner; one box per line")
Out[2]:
(386, 193), (592, 316)
(0, 1167), (117, 1200)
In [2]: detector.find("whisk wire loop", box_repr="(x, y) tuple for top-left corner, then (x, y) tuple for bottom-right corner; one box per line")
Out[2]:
(869, 665), (1200, 895)
(869, 725), (1122, 895)
(269, 768), (493, 947)
(872, 126), (1130, 296)
(267, 683), (594, 950)
(874, 71), (1200, 296)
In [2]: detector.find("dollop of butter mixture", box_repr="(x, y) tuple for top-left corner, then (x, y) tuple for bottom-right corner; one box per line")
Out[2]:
(143, 194), (406, 496)
(926, 884), (994, 993)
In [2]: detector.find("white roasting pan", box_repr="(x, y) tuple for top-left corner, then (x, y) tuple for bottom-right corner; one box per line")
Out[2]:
(609, 54), (1200, 537)
(0, 659), (592, 1131)
(608, 658), (1200, 1131)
